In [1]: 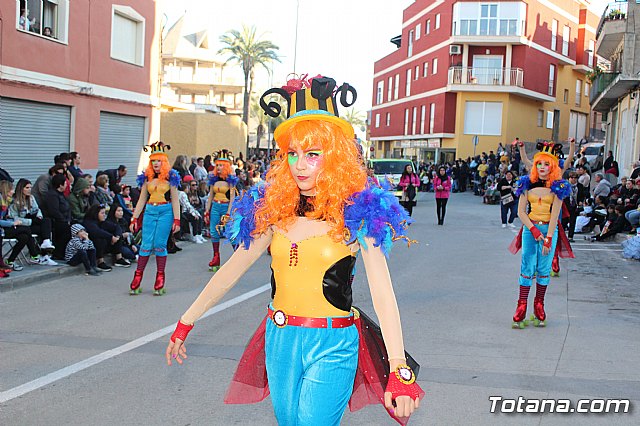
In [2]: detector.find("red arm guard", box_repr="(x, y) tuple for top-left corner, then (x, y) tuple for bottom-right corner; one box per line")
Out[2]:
(543, 236), (552, 249)
(385, 364), (423, 401)
(529, 226), (543, 240)
(170, 321), (194, 343)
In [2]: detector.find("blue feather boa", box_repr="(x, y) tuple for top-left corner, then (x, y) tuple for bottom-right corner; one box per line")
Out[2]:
(136, 170), (181, 188)
(209, 174), (239, 187)
(136, 172), (146, 188)
(514, 175), (530, 197)
(551, 179), (571, 200)
(225, 184), (413, 255)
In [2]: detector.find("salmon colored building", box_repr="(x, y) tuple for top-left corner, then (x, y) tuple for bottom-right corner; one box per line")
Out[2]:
(0, 0), (161, 183)
(370, 0), (600, 163)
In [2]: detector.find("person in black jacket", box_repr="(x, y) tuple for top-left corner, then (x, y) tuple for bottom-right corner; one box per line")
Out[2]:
(498, 170), (518, 228)
(102, 165), (127, 193)
(82, 204), (129, 271)
(43, 174), (72, 259)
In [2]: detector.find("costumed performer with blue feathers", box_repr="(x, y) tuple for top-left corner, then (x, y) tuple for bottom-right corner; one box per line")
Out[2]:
(165, 74), (424, 425)
(509, 142), (572, 328)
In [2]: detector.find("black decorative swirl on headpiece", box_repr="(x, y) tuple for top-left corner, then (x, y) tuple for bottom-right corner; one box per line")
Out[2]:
(311, 77), (336, 100)
(260, 88), (291, 118)
(144, 141), (171, 153)
(536, 141), (564, 159)
(335, 82), (357, 108)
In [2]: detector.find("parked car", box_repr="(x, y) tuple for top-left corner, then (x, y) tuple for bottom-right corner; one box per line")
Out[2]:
(578, 142), (604, 172)
(368, 158), (416, 198)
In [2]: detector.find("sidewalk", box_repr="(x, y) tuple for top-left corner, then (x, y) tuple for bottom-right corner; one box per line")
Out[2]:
(0, 262), (80, 293)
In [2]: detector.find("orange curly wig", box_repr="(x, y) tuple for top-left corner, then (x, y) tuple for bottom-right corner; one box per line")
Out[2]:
(530, 152), (562, 187)
(145, 154), (172, 182)
(253, 120), (367, 241)
(213, 160), (233, 180)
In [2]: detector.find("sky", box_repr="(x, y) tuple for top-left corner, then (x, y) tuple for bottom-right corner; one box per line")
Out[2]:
(159, 0), (612, 121)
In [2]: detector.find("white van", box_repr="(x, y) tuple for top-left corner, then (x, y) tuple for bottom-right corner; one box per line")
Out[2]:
(578, 142), (604, 171)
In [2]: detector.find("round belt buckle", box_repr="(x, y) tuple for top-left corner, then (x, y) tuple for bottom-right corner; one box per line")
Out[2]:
(272, 310), (288, 328)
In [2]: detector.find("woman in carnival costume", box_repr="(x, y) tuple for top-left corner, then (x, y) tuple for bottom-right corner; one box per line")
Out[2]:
(166, 75), (424, 425)
(204, 150), (239, 272)
(517, 138), (575, 277)
(129, 142), (181, 295)
(509, 142), (573, 327)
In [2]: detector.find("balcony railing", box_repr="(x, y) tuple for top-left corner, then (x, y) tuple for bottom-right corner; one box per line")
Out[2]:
(589, 72), (620, 103)
(596, 1), (628, 39)
(448, 67), (524, 87)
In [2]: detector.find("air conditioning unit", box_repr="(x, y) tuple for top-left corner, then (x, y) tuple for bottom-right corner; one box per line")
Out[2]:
(449, 45), (462, 55)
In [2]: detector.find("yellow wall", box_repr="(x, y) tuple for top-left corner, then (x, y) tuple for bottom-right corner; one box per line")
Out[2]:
(550, 65), (592, 140)
(160, 112), (247, 162)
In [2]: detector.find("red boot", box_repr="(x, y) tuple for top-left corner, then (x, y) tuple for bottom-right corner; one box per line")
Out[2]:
(153, 271), (166, 296)
(129, 270), (143, 295)
(533, 298), (546, 326)
(512, 300), (528, 328)
(551, 255), (560, 277)
(209, 242), (220, 271)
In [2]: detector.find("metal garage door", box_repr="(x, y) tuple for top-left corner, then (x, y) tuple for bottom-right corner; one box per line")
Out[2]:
(98, 112), (146, 185)
(0, 98), (71, 182)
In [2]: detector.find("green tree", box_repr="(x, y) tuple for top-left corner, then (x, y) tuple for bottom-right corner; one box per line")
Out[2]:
(218, 25), (280, 154)
(343, 107), (366, 133)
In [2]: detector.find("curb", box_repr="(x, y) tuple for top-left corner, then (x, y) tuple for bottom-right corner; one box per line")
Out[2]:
(0, 264), (81, 293)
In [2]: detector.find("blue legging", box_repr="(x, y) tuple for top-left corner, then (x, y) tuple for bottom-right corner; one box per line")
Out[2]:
(209, 202), (229, 243)
(520, 223), (558, 286)
(140, 203), (173, 257)
(265, 317), (359, 426)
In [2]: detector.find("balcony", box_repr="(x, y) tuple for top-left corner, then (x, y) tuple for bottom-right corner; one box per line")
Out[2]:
(595, 2), (628, 59)
(589, 71), (640, 112)
(448, 67), (524, 87)
(451, 1), (527, 45)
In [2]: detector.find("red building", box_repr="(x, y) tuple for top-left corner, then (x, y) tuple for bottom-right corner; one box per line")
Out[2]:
(0, 0), (160, 182)
(370, 0), (599, 163)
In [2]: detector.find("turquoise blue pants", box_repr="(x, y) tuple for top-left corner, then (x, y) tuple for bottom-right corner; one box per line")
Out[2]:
(209, 202), (228, 243)
(140, 203), (173, 257)
(265, 317), (359, 426)
(520, 223), (558, 286)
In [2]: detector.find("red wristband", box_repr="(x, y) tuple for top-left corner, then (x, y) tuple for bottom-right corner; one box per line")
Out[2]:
(385, 365), (422, 401)
(173, 219), (180, 228)
(170, 320), (194, 343)
(543, 237), (552, 249)
(529, 226), (542, 240)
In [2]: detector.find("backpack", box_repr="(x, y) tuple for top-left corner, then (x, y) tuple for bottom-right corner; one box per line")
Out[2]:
(406, 182), (417, 201)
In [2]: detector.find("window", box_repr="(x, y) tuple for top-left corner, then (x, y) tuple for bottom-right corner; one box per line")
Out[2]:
(408, 30), (414, 57)
(375, 113), (380, 128)
(415, 66), (420, 80)
(562, 25), (570, 56)
(585, 82), (590, 97)
(575, 79), (582, 106)
(406, 69), (411, 96)
(17, 0), (69, 42)
(404, 109), (409, 135)
(423, 62), (429, 77)
(463, 101), (503, 135)
(433, 58), (438, 75)
(588, 40), (595, 67)
(537, 110), (544, 127)
(111, 5), (146, 66)
(429, 103), (436, 134)
(435, 13), (441, 29)
(548, 64), (555, 96)
(426, 19), (431, 34)
(387, 77), (393, 102)
(416, 24), (421, 40)
(376, 81), (384, 105)
(480, 4), (498, 35)
(551, 20), (558, 51)
(394, 74), (400, 99)
(563, 89), (569, 104)
(420, 105), (426, 134)
(546, 111), (554, 129)
(386, 112), (391, 126)
(412, 107), (417, 134)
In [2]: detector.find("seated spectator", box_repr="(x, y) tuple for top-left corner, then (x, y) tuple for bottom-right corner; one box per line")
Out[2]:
(101, 165), (127, 193)
(185, 177), (205, 216)
(592, 173), (612, 200)
(94, 174), (113, 207)
(586, 205), (628, 242)
(70, 177), (92, 222)
(106, 204), (138, 262)
(178, 176), (204, 243)
(483, 178), (500, 204)
(193, 157), (208, 182)
(113, 185), (133, 223)
(82, 204), (129, 271)
(33, 163), (65, 207)
(65, 224), (100, 276)
(617, 179), (635, 205)
(584, 196), (609, 233)
(9, 178), (56, 252)
(43, 174), (72, 260)
(68, 152), (84, 181)
(625, 204), (640, 233)
(0, 181), (50, 269)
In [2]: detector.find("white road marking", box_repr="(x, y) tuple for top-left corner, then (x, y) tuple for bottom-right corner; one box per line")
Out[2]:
(572, 248), (623, 252)
(0, 283), (271, 404)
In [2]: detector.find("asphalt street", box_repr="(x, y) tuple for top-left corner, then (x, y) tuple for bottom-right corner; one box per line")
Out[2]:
(1, 191), (639, 425)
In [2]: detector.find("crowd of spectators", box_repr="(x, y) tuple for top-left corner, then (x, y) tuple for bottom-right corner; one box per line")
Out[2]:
(0, 149), (273, 278)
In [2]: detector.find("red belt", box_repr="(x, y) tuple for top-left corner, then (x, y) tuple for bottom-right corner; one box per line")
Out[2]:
(531, 221), (549, 225)
(147, 201), (170, 206)
(268, 307), (354, 329)
(212, 200), (229, 204)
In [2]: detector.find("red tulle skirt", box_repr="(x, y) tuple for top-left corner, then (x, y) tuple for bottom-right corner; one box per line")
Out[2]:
(508, 221), (575, 259)
(224, 310), (425, 425)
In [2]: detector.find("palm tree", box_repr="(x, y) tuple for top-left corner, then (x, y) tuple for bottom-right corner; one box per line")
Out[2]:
(343, 108), (366, 133)
(218, 25), (280, 154)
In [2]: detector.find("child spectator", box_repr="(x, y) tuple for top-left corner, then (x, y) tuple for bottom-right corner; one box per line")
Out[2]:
(65, 224), (100, 276)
